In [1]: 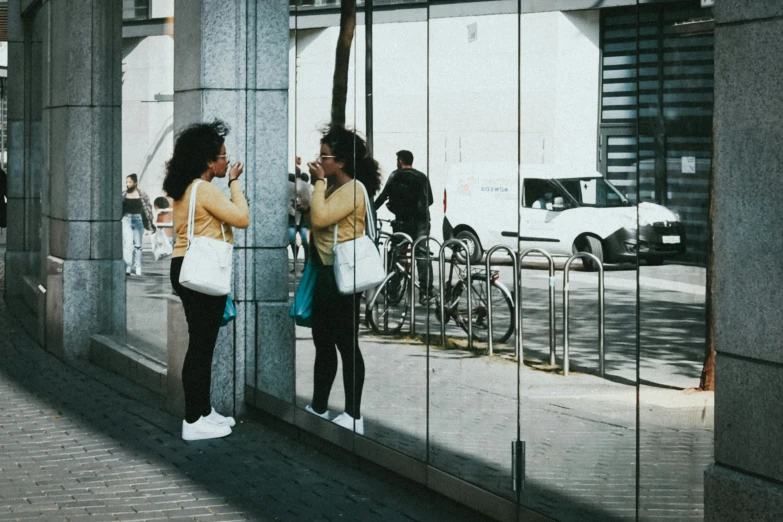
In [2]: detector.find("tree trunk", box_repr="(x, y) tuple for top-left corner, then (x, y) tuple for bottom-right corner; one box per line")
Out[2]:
(331, 0), (356, 127)
(699, 157), (716, 391)
(365, 0), (374, 153)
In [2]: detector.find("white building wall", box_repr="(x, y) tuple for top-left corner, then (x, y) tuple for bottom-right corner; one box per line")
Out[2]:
(151, 0), (174, 19)
(289, 10), (600, 233)
(122, 35), (174, 201)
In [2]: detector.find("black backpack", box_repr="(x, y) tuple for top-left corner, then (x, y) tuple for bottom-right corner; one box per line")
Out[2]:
(388, 169), (426, 219)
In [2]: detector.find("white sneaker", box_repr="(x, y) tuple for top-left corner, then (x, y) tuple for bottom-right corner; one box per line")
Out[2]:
(135, 267), (142, 276)
(182, 417), (232, 441)
(305, 405), (330, 420)
(205, 407), (236, 428)
(331, 412), (364, 435)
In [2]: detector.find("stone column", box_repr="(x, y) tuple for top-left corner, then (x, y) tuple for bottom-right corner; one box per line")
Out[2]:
(41, 0), (125, 359)
(171, 0), (292, 417)
(705, 2), (783, 520)
(5, 0), (43, 328)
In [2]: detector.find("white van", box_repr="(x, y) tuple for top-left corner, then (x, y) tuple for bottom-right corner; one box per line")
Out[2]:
(442, 162), (685, 269)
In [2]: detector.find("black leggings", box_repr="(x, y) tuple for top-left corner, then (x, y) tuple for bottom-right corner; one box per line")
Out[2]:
(310, 264), (364, 418)
(170, 257), (227, 423)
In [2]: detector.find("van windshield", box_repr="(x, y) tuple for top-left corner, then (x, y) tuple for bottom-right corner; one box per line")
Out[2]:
(556, 178), (630, 208)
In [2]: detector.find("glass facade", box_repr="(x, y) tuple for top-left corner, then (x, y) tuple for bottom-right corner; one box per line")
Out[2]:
(112, 0), (714, 519)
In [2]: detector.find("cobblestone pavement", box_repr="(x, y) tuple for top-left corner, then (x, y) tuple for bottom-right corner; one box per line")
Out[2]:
(0, 258), (489, 522)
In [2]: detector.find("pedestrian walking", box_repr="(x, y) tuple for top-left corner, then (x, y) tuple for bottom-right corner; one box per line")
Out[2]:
(374, 150), (436, 304)
(288, 170), (313, 272)
(121, 173), (156, 276)
(305, 125), (382, 435)
(163, 120), (249, 441)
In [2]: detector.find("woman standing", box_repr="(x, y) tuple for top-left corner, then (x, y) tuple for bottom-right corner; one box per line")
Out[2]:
(305, 125), (382, 435)
(121, 173), (156, 276)
(163, 121), (249, 441)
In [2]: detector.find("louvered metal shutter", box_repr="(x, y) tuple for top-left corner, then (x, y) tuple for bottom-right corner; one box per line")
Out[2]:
(599, 3), (713, 264)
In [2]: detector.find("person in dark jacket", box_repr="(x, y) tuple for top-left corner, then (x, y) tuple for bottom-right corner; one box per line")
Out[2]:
(121, 173), (156, 276)
(374, 150), (436, 304)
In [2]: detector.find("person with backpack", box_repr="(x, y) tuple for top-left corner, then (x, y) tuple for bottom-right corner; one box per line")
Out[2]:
(374, 150), (436, 305)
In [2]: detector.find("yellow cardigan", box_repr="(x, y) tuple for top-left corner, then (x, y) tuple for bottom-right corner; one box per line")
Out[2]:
(310, 179), (367, 266)
(172, 179), (249, 258)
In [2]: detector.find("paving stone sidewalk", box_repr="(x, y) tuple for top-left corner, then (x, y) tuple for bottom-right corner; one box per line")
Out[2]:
(0, 260), (489, 522)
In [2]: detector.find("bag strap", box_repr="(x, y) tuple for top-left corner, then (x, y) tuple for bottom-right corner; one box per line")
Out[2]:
(332, 181), (375, 247)
(186, 180), (226, 245)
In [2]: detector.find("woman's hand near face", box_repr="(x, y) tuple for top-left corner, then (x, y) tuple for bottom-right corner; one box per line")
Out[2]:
(229, 161), (244, 181)
(307, 161), (325, 181)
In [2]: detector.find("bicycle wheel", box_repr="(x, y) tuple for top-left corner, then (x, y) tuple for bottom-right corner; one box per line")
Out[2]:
(366, 270), (410, 335)
(453, 277), (514, 344)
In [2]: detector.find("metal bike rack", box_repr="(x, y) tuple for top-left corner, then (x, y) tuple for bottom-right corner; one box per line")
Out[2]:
(438, 239), (473, 350)
(562, 253), (605, 377)
(518, 248), (557, 366)
(378, 232), (413, 332)
(409, 236), (442, 335)
(484, 245), (520, 359)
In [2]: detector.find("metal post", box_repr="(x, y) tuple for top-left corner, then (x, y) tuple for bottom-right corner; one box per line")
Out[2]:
(410, 236), (442, 335)
(518, 248), (557, 365)
(438, 239), (472, 350)
(562, 253), (605, 377)
(485, 245), (520, 358)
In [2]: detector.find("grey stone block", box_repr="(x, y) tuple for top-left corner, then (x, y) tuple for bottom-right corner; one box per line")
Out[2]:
(253, 247), (289, 302)
(36, 3), (50, 109)
(89, 107), (121, 220)
(210, 325), (236, 414)
(715, 0), (783, 25)
(90, 0), (122, 107)
(714, 354), (783, 483)
(49, 219), (90, 260)
(231, 247), (254, 301)
(89, 221), (122, 260)
(24, 197), (42, 252)
(704, 463), (783, 522)
(199, 0), (249, 90)
(172, 0), (203, 93)
(4, 251), (38, 297)
(30, 43), (43, 120)
(249, 91), (289, 248)
(29, 121), (43, 197)
(49, 0), (92, 107)
(255, 0), (289, 91)
(5, 199), (25, 250)
(59, 259), (117, 358)
(7, 122), (25, 196)
(255, 302), (295, 403)
(240, 302), (258, 390)
(45, 255), (65, 358)
(200, 90), (248, 139)
(171, 90), (204, 136)
(713, 19), (783, 364)
(7, 43), (25, 120)
(7, 0), (23, 43)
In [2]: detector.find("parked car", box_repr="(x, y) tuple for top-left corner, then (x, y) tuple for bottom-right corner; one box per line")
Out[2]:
(442, 162), (685, 270)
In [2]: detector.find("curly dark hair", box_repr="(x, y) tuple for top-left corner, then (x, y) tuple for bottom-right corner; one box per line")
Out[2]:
(163, 120), (230, 200)
(320, 125), (382, 196)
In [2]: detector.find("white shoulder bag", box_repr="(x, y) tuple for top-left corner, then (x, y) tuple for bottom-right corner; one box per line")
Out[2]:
(179, 180), (233, 296)
(332, 181), (386, 295)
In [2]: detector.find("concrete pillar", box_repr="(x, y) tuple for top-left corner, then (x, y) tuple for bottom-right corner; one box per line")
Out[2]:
(5, 0), (43, 316)
(171, 0), (292, 417)
(705, 2), (783, 520)
(40, 0), (125, 359)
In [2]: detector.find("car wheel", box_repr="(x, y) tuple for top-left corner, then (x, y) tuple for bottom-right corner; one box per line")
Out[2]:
(455, 230), (483, 265)
(574, 236), (603, 272)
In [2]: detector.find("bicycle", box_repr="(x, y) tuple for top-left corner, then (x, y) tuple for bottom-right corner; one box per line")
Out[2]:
(366, 236), (515, 344)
